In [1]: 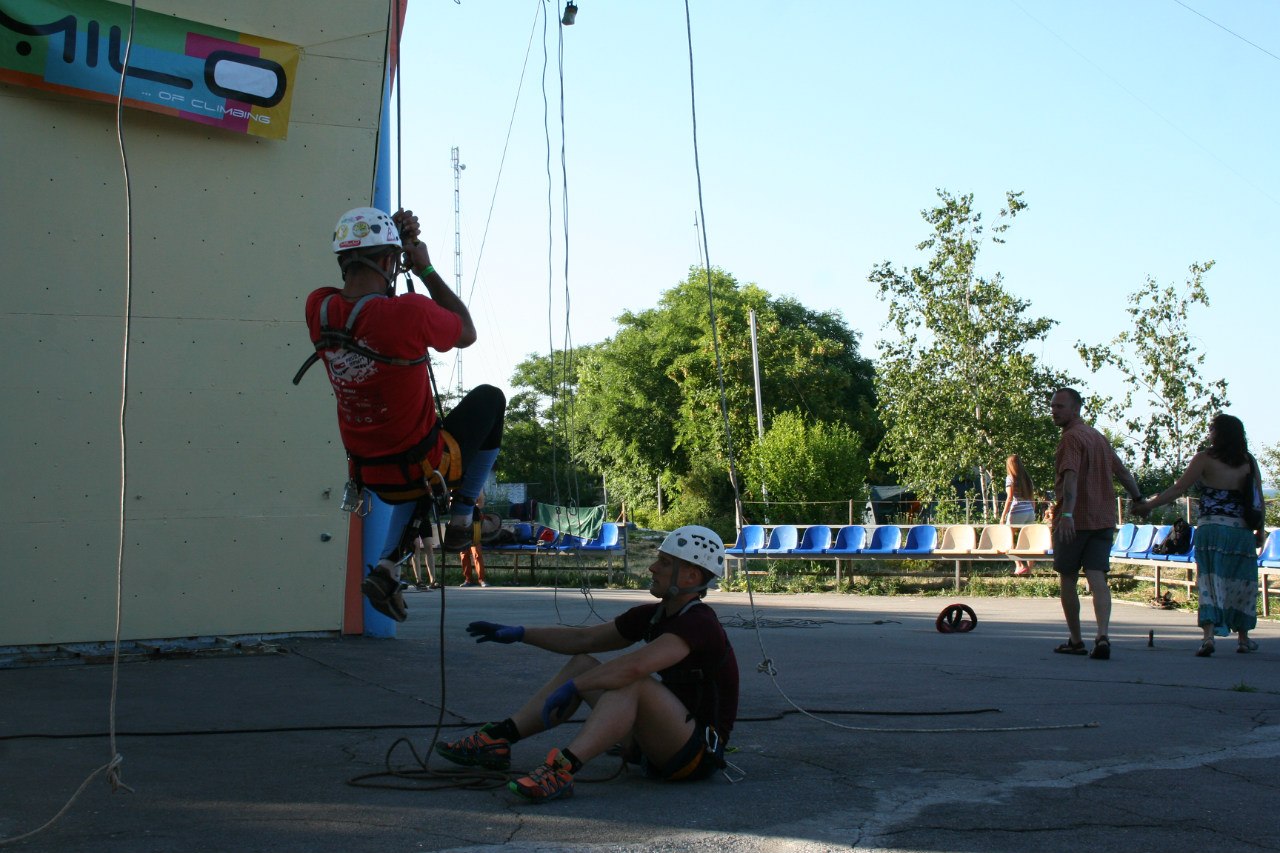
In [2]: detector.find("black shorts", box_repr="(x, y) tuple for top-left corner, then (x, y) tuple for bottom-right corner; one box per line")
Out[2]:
(643, 723), (726, 782)
(1053, 528), (1115, 576)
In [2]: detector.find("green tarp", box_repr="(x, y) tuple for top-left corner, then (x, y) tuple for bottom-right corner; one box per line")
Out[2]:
(534, 504), (606, 540)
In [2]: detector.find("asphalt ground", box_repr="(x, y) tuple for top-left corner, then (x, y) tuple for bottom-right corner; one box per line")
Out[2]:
(3, 587), (1278, 853)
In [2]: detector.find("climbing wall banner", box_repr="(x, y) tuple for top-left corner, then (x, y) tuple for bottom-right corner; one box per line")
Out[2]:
(0, 0), (300, 140)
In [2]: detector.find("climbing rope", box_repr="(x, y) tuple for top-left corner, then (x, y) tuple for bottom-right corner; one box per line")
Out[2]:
(0, 2), (138, 847)
(679, 1), (1095, 739)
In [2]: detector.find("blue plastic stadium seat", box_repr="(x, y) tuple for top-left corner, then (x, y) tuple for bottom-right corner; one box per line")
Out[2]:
(1151, 525), (1195, 562)
(578, 522), (622, 551)
(790, 525), (832, 555)
(825, 525), (868, 554)
(1127, 525), (1168, 560)
(487, 521), (533, 551)
(860, 525), (902, 554)
(1122, 525), (1156, 559)
(1111, 523), (1137, 555)
(726, 524), (766, 556)
(896, 525), (938, 555)
(1165, 528), (1196, 563)
(1259, 530), (1280, 568)
(759, 525), (799, 555)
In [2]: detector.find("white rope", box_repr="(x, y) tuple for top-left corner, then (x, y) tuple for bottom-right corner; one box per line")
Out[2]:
(0, 2), (136, 846)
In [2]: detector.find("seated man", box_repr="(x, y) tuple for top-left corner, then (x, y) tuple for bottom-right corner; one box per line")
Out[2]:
(302, 206), (506, 620)
(436, 525), (739, 801)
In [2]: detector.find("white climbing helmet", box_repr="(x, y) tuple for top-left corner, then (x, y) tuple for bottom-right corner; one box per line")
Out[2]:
(332, 207), (401, 253)
(658, 525), (725, 578)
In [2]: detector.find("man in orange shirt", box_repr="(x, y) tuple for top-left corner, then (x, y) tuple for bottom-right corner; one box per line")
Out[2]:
(1049, 387), (1142, 660)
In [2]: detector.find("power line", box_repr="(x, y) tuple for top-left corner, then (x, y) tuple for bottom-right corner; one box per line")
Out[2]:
(1171, 0), (1280, 63)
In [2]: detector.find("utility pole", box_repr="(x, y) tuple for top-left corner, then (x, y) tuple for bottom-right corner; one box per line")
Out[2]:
(750, 309), (770, 522)
(451, 146), (465, 396)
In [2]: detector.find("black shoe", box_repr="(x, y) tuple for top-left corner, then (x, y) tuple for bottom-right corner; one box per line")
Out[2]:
(1089, 637), (1111, 660)
(1054, 639), (1088, 655)
(361, 565), (407, 622)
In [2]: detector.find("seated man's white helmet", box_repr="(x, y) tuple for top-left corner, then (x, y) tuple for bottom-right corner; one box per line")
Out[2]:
(332, 207), (401, 253)
(658, 525), (725, 578)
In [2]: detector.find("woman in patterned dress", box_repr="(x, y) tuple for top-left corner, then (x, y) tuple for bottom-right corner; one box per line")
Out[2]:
(1136, 415), (1265, 656)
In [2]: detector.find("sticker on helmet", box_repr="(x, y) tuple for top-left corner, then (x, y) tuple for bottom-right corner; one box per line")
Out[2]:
(352, 222), (370, 238)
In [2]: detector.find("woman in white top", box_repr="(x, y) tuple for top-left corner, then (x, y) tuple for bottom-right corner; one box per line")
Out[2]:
(1000, 454), (1036, 575)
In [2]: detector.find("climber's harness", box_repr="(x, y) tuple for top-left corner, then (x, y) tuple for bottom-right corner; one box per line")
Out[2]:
(294, 292), (455, 511)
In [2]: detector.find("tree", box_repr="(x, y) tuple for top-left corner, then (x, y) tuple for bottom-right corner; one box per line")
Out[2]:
(1075, 261), (1229, 483)
(497, 348), (598, 506)
(1255, 442), (1279, 528)
(572, 267), (878, 526)
(744, 411), (869, 525)
(869, 190), (1071, 516)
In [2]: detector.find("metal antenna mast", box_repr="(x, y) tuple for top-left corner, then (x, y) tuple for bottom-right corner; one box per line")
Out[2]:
(451, 145), (465, 396)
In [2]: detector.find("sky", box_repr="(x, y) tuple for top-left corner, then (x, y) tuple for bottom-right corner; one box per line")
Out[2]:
(388, 0), (1279, 464)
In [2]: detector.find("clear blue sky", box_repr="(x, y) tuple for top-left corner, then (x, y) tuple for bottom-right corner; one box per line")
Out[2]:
(391, 0), (1279, 466)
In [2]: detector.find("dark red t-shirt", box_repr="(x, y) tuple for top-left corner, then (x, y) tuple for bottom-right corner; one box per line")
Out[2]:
(614, 601), (739, 740)
(305, 288), (462, 486)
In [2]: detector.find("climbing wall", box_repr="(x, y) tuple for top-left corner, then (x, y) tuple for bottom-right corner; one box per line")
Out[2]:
(0, 0), (395, 645)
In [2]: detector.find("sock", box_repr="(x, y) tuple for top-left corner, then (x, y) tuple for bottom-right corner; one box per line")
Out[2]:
(484, 718), (522, 743)
(449, 499), (475, 528)
(559, 746), (583, 773)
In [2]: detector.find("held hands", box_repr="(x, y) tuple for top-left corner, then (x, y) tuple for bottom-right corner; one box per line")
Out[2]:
(466, 621), (524, 644)
(541, 679), (579, 728)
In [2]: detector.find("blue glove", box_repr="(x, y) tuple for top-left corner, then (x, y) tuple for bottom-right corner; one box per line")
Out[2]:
(466, 621), (524, 644)
(541, 679), (579, 728)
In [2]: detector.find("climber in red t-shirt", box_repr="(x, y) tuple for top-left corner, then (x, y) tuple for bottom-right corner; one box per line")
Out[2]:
(302, 206), (505, 620)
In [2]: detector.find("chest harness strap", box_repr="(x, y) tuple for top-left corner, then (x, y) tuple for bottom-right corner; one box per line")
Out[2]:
(292, 293), (444, 496)
(292, 293), (431, 386)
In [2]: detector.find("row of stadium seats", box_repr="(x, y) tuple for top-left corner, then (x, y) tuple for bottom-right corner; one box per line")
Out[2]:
(726, 523), (1052, 559)
(729, 522), (1280, 567)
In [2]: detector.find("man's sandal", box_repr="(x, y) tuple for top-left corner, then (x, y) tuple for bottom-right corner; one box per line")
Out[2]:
(1054, 639), (1088, 655)
(1089, 636), (1111, 660)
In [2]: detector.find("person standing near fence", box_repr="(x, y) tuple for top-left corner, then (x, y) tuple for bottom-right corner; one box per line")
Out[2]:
(1135, 414), (1265, 656)
(1049, 388), (1143, 660)
(1000, 454), (1037, 576)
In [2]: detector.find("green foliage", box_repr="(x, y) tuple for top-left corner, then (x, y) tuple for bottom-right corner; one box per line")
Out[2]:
(743, 411), (869, 525)
(1256, 442), (1280, 527)
(1076, 262), (1230, 482)
(869, 190), (1071, 514)
(572, 267), (878, 523)
(497, 347), (602, 506)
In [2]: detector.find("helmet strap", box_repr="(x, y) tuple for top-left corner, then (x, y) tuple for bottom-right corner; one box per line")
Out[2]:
(340, 253), (399, 291)
(664, 565), (710, 600)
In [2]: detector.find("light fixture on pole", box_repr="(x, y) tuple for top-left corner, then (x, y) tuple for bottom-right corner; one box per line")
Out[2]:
(561, 1), (578, 25)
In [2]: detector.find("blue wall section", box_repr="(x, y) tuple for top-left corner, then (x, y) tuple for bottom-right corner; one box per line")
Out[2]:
(359, 493), (415, 638)
(360, 64), (404, 639)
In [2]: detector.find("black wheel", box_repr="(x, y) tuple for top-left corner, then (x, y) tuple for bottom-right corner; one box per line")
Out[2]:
(936, 603), (977, 633)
